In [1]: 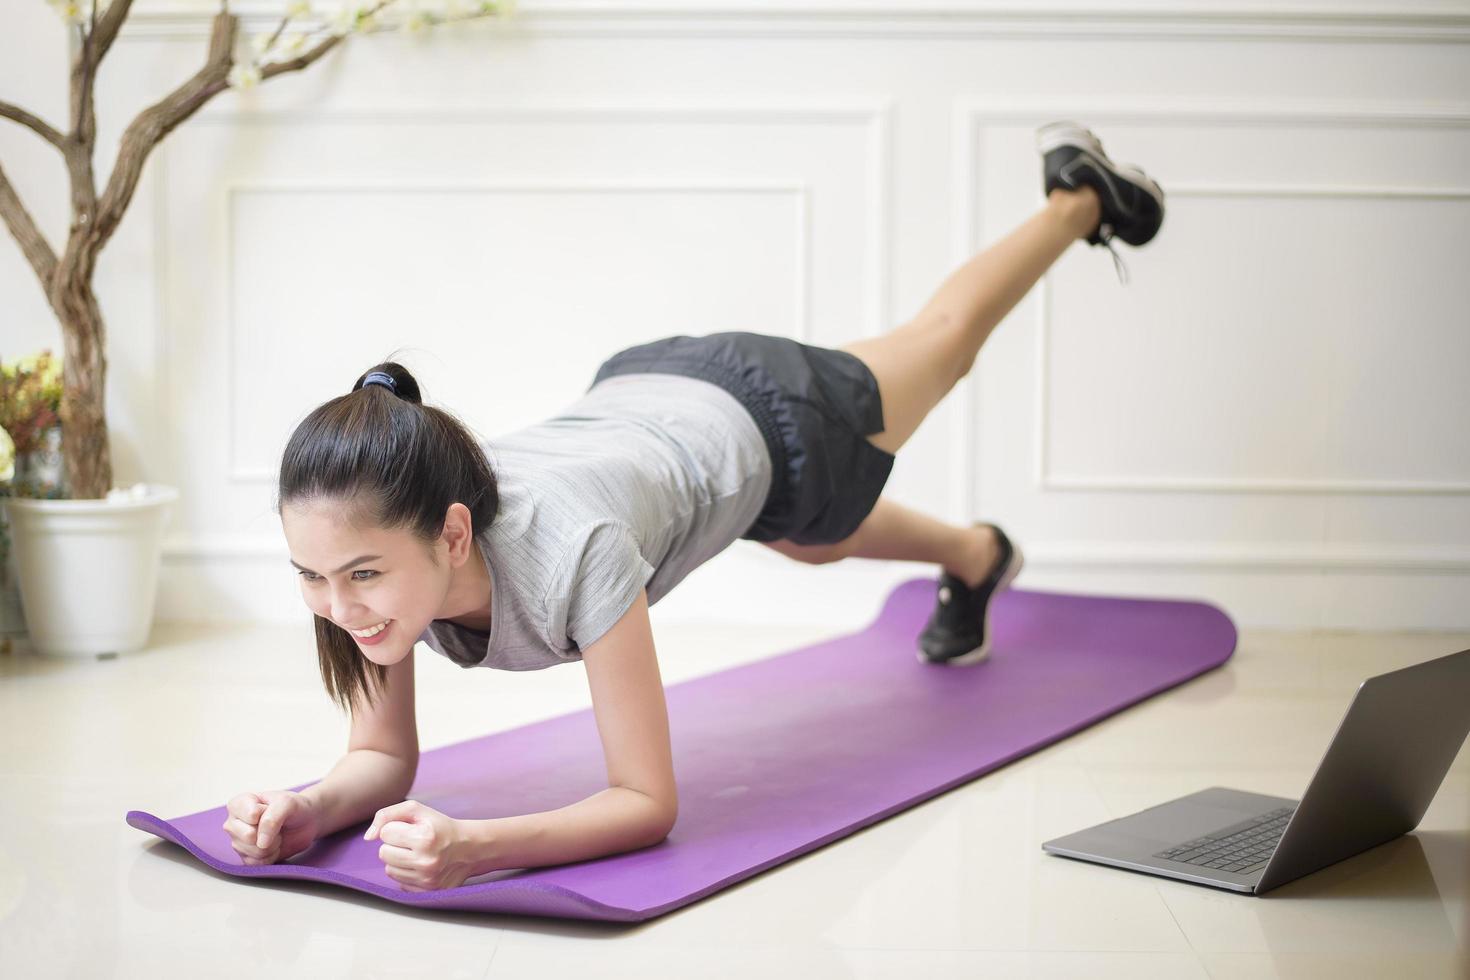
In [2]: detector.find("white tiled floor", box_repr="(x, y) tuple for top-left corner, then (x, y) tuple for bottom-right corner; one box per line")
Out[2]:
(1, 622), (1467, 979)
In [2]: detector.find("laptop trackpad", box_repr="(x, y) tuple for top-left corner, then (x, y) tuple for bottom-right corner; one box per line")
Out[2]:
(1110, 787), (1295, 845)
(1110, 799), (1258, 847)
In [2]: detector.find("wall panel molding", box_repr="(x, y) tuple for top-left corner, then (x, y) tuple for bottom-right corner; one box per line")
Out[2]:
(952, 101), (1470, 514)
(122, 1), (1470, 43)
(155, 102), (894, 483)
(1035, 185), (1470, 495)
(220, 178), (816, 484)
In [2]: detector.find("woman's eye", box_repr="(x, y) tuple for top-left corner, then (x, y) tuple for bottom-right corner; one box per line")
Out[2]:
(297, 570), (378, 582)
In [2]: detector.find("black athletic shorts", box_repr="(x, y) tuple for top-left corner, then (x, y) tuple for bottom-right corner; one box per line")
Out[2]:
(589, 331), (896, 546)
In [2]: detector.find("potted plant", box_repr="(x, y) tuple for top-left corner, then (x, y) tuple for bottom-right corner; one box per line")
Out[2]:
(2, 347), (179, 656)
(0, 0), (516, 656)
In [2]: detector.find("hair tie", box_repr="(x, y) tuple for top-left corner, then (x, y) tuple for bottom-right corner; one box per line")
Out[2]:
(362, 371), (397, 394)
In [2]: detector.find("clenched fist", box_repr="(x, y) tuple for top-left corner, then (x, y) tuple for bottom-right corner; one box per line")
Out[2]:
(363, 799), (479, 892)
(222, 789), (321, 865)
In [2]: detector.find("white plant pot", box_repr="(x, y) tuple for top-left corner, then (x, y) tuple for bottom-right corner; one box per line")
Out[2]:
(2, 484), (179, 658)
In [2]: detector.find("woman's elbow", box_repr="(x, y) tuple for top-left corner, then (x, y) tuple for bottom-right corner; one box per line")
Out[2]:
(649, 801), (678, 842)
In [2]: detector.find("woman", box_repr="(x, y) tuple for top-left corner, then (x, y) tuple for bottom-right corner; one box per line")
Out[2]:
(221, 121), (1165, 890)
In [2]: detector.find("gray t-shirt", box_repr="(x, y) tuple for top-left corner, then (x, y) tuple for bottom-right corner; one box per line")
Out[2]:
(416, 373), (772, 670)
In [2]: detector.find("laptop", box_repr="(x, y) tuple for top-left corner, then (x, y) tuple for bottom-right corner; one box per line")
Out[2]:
(1041, 646), (1470, 894)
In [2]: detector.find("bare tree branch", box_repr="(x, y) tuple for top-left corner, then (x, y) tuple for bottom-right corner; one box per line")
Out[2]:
(263, 12), (291, 53)
(90, 10), (240, 251)
(0, 162), (61, 289)
(55, 7), (104, 266)
(89, 3), (407, 252)
(59, 0), (140, 248)
(75, 3), (100, 148)
(258, 29), (350, 83)
(0, 102), (67, 150)
(88, 0), (138, 69)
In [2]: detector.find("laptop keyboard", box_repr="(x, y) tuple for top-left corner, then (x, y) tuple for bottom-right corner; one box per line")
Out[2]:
(1153, 805), (1296, 875)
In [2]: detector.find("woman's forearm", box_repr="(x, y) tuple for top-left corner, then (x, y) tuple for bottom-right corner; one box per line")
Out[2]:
(461, 786), (674, 874)
(299, 748), (419, 838)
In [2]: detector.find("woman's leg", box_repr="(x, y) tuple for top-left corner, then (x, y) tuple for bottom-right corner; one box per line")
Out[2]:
(763, 496), (995, 587)
(763, 186), (1100, 583)
(839, 185), (1101, 457)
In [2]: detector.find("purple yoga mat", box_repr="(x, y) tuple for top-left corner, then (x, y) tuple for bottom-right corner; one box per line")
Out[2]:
(127, 578), (1236, 921)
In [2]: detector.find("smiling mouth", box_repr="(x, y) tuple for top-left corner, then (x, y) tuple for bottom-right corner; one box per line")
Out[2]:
(347, 619), (392, 637)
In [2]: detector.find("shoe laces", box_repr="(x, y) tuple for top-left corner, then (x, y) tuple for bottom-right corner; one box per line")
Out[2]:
(1098, 223), (1130, 286)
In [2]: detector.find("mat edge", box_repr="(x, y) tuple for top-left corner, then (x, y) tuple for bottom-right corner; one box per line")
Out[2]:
(123, 810), (641, 920)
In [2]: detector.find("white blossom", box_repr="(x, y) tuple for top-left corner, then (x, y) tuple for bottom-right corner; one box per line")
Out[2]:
(0, 426), (14, 485)
(250, 32), (274, 57)
(328, 2), (369, 36)
(402, 3), (434, 33)
(228, 62), (263, 91)
(328, 6), (354, 35)
(281, 31), (309, 54)
(46, 0), (114, 25)
(46, 0), (87, 25)
(285, 0), (313, 17)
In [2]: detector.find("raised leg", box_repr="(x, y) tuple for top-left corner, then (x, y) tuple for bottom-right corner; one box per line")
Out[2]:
(762, 188), (1099, 578)
(839, 186), (1101, 457)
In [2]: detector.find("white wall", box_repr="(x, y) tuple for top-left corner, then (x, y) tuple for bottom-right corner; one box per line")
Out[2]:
(3, 1), (1468, 631)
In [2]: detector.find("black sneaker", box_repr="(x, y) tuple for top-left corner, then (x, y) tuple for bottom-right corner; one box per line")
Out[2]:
(1037, 121), (1165, 283)
(917, 522), (1025, 667)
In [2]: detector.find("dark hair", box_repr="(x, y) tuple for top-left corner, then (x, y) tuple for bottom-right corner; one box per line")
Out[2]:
(275, 360), (499, 714)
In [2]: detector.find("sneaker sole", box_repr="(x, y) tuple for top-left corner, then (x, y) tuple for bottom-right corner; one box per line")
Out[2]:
(916, 538), (1026, 667)
(1035, 121), (1166, 215)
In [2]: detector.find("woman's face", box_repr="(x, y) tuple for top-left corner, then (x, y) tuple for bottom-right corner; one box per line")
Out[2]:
(281, 500), (463, 667)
